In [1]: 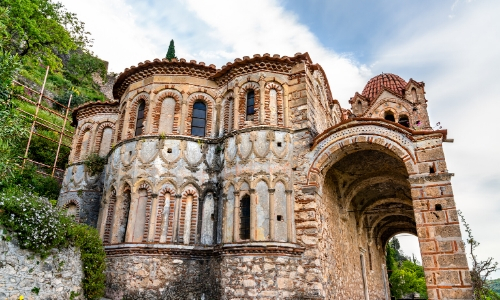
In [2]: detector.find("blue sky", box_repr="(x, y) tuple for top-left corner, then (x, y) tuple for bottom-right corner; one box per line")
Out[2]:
(60, 0), (500, 277)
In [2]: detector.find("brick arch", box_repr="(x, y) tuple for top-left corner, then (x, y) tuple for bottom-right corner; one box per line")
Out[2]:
(178, 187), (199, 244)
(62, 199), (81, 222)
(94, 121), (116, 156)
(74, 122), (95, 161)
(127, 93), (150, 139)
(103, 188), (117, 244)
(264, 82), (284, 126)
(152, 89), (182, 134)
(308, 124), (418, 186)
(238, 82), (260, 127)
(222, 91), (235, 134)
(156, 184), (177, 243)
(185, 93), (215, 137)
(116, 109), (126, 142)
(135, 181), (153, 242)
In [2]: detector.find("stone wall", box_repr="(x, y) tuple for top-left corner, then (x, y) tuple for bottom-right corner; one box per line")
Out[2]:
(105, 252), (219, 300)
(0, 233), (83, 300)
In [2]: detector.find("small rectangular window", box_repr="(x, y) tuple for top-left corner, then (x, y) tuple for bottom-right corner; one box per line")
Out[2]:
(239, 195), (251, 240)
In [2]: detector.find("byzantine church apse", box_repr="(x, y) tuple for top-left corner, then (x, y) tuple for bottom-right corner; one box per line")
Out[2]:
(58, 53), (472, 300)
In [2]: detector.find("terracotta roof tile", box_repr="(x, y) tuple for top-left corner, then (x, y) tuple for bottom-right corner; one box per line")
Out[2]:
(361, 73), (407, 102)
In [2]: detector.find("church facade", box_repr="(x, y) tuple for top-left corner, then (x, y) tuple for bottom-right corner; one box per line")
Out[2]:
(58, 53), (473, 299)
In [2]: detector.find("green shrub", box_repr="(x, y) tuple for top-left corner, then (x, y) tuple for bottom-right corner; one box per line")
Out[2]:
(0, 187), (106, 299)
(83, 153), (107, 176)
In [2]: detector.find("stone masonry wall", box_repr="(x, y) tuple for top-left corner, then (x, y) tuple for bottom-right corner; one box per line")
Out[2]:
(219, 255), (318, 299)
(105, 254), (220, 300)
(0, 233), (84, 300)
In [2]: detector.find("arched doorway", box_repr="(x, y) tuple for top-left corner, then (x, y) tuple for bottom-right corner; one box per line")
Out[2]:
(310, 123), (472, 300)
(321, 148), (418, 300)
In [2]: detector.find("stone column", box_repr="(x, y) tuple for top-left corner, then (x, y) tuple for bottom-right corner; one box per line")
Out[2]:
(233, 86), (239, 130)
(282, 83), (289, 128)
(179, 92), (189, 134)
(233, 192), (240, 242)
(249, 189), (257, 241)
(269, 188), (276, 241)
(285, 190), (295, 242)
(96, 197), (108, 239)
(172, 194), (182, 243)
(215, 102), (222, 137)
(147, 193), (159, 242)
(144, 90), (155, 134)
(259, 77), (266, 125)
(410, 174), (472, 300)
(124, 193), (138, 243)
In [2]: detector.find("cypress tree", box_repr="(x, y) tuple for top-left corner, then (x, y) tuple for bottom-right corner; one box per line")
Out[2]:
(166, 40), (177, 61)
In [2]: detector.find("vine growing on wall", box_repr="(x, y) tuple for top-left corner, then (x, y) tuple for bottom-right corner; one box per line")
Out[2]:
(83, 153), (107, 176)
(0, 187), (106, 299)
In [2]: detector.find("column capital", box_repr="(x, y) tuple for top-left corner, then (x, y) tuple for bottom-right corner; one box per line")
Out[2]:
(249, 189), (256, 193)
(285, 190), (293, 194)
(268, 189), (275, 194)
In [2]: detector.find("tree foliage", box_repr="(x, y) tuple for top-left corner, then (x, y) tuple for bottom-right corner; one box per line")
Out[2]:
(458, 210), (500, 300)
(0, 0), (91, 71)
(166, 39), (177, 61)
(386, 237), (428, 299)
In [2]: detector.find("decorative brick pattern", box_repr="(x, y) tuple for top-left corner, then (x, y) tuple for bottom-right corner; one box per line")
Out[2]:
(151, 90), (182, 134)
(138, 182), (153, 242)
(103, 188), (117, 245)
(73, 122), (94, 161)
(155, 186), (176, 242)
(238, 82), (260, 127)
(264, 82), (284, 126)
(184, 93), (214, 137)
(94, 121), (116, 155)
(126, 93), (150, 139)
(178, 188), (199, 244)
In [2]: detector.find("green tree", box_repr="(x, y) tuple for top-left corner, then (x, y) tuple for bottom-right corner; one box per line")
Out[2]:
(386, 237), (428, 298)
(458, 210), (500, 300)
(0, 0), (91, 71)
(166, 39), (177, 61)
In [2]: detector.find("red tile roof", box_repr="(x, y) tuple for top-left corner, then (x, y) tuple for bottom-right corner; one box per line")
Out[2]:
(361, 73), (407, 102)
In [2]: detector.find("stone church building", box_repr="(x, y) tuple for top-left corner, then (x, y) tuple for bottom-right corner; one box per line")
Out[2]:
(58, 52), (473, 299)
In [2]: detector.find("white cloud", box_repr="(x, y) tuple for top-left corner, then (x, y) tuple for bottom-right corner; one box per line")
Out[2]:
(373, 0), (500, 277)
(60, 0), (370, 102)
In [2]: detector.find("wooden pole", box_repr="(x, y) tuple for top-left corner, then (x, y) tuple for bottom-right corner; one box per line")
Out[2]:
(52, 94), (72, 177)
(23, 66), (49, 167)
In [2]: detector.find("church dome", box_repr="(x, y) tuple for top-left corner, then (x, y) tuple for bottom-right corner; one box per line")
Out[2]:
(361, 73), (407, 102)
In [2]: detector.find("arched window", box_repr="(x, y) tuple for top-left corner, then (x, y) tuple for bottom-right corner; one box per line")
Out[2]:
(135, 100), (146, 136)
(384, 111), (395, 122)
(239, 194), (251, 240)
(411, 88), (418, 102)
(246, 90), (255, 121)
(191, 102), (207, 137)
(398, 115), (410, 128)
(357, 101), (363, 114)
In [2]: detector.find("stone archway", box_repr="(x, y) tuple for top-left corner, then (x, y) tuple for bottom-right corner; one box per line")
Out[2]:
(310, 122), (473, 300)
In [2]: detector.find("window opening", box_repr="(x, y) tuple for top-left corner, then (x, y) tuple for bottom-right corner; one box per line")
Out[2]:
(398, 115), (410, 127)
(191, 101), (207, 137)
(357, 101), (362, 114)
(384, 111), (395, 122)
(135, 100), (145, 136)
(277, 215), (283, 221)
(277, 142), (282, 147)
(239, 194), (251, 240)
(246, 90), (255, 121)
(430, 164), (436, 174)
(167, 148), (172, 153)
(435, 204), (442, 211)
(411, 87), (418, 102)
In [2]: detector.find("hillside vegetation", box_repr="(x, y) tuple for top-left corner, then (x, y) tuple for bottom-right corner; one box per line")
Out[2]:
(0, 1), (107, 298)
